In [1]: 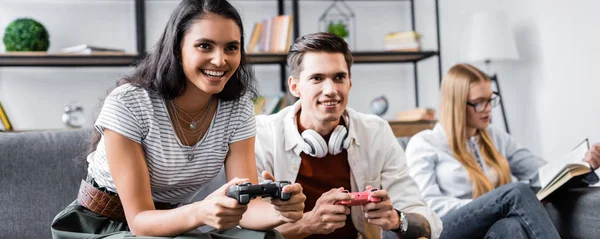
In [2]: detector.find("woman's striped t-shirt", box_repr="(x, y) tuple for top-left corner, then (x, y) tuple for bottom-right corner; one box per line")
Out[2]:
(86, 83), (256, 203)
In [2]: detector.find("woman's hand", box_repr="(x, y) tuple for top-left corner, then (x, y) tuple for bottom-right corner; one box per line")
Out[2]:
(195, 177), (249, 231)
(262, 171), (306, 223)
(584, 143), (600, 169)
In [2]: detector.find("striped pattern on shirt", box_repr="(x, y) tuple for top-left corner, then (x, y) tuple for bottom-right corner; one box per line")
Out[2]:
(86, 84), (256, 203)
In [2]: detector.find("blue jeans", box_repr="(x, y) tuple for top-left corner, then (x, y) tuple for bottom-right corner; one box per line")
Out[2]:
(440, 183), (560, 239)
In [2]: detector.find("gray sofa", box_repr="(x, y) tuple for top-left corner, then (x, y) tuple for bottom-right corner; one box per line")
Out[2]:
(1, 129), (90, 239)
(1, 129), (599, 238)
(0, 129), (226, 238)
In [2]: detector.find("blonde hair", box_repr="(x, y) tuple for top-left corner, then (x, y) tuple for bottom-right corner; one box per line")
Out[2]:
(439, 63), (511, 198)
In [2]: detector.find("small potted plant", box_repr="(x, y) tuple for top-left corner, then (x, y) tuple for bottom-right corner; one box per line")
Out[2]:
(327, 21), (349, 39)
(318, 0), (355, 49)
(3, 18), (50, 52)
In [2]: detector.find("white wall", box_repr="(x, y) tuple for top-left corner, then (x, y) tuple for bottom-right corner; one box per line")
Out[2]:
(2, 0), (598, 160)
(437, 0), (546, 155)
(529, 0), (600, 160)
(438, 0), (600, 160)
(0, 0), (422, 130)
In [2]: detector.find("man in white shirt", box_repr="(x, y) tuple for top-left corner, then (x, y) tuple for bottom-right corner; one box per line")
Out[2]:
(253, 32), (442, 239)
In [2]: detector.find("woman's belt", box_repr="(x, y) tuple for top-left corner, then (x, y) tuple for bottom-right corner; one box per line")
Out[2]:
(77, 179), (179, 221)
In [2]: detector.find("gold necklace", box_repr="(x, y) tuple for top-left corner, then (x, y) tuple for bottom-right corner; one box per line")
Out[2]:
(172, 97), (213, 129)
(169, 98), (214, 161)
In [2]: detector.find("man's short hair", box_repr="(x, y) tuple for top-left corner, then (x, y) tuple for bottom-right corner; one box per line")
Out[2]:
(286, 32), (353, 77)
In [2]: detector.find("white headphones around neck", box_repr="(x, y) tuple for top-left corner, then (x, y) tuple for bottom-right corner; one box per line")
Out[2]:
(298, 119), (351, 158)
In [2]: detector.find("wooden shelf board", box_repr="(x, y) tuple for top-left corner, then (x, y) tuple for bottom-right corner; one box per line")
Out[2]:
(0, 50), (438, 67)
(0, 53), (140, 67)
(388, 120), (436, 137)
(353, 51), (438, 63)
(247, 53), (288, 64)
(247, 51), (438, 65)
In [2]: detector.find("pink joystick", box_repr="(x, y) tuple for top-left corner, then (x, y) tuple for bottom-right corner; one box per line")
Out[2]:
(335, 188), (382, 206)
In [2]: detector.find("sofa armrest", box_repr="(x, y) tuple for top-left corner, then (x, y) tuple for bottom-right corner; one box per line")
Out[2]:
(545, 187), (600, 239)
(0, 129), (91, 238)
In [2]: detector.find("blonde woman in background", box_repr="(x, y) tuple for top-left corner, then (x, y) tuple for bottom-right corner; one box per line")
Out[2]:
(404, 63), (600, 239)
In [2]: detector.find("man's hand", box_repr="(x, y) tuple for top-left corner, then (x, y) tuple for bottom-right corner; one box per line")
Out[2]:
(362, 185), (400, 231)
(262, 171), (306, 223)
(362, 186), (432, 238)
(584, 143), (600, 169)
(302, 188), (353, 235)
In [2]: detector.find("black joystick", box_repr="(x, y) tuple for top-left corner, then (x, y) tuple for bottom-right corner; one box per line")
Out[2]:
(226, 180), (292, 205)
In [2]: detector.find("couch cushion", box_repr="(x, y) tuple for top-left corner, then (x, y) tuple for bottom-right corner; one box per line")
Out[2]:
(0, 129), (91, 238)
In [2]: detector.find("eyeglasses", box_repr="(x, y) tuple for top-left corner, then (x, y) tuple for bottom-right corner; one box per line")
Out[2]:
(466, 92), (500, 113)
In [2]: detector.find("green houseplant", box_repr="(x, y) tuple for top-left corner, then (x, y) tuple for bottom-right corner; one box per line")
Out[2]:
(327, 21), (349, 39)
(3, 18), (50, 51)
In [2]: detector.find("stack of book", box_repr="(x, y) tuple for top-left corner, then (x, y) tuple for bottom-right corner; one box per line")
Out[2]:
(384, 31), (421, 51)
(59, 44), (125, 55)
(247, 15), (294, 53)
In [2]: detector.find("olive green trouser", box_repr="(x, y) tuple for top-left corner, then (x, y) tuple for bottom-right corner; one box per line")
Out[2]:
(51, 200), (283, 239)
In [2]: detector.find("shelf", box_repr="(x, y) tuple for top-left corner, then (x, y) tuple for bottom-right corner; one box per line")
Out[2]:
(353, 51), (438, 63)
(0, 53), (140, 67)
(0, 51), (437, 67)
(388, 120), (436, 137)
(247, 51), (438, 65)
(247, 53), (288, 64)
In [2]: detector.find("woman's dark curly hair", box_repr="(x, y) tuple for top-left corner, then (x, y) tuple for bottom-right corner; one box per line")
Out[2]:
(85, 0), (257, 157)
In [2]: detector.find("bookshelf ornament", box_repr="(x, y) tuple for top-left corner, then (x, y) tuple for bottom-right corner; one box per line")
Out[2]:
(62, 103), (85, 128)
(3, 18), (50, 52)
(370, 95), (389, 116)
(318, 0), (356, 50)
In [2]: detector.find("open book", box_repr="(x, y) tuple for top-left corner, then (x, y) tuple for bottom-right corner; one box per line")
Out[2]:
(536, 139), (599, 201)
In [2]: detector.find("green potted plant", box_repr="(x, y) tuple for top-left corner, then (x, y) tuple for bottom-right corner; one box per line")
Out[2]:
(327, 21), (349, 39)
(3, 18), (50, 52)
